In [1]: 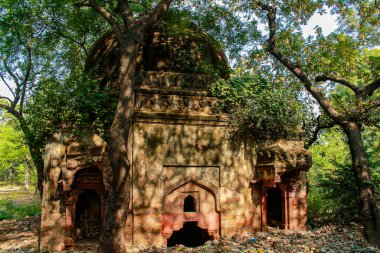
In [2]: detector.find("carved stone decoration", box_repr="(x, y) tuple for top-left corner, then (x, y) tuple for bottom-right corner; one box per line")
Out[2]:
(135, 93), (216, 115)
(136, 71), (215, 89)
(256, 139), (312, 176)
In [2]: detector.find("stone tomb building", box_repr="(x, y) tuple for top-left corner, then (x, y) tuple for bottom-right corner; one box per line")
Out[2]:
(40, 24), (311, 251)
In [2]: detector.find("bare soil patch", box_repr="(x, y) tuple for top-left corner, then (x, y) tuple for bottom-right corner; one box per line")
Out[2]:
(0, 215), (39, 253)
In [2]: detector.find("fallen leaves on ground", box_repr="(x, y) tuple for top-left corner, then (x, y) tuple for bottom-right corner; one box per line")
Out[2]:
(0, 215), (39, 253)
(137, 224), (379, 253)
(0, 216), (379, 252)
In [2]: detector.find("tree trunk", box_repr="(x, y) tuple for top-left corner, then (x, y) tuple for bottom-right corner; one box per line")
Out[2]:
(17, 115), (44, 196)
(24, 164), (30, 190)
(8, 165), (15, 183)
(28, 144), (44, 196)
(343, 122), (380, 247)
(100, 39), (139, 253)
(24, 156), (34, 191)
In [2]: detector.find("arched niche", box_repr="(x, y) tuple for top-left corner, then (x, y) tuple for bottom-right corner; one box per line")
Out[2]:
(163, 175), (220, 212)
(64, 166), (106, 245)
(162, 175), (220, 243)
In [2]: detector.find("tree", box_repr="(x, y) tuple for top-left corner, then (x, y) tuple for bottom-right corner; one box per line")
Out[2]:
(0, 0), (108, 195)
(0, 0), (57, 194)
(72, 0), (173, 251)
(259, 3), (379, 246)
(233, 0), (380, 246)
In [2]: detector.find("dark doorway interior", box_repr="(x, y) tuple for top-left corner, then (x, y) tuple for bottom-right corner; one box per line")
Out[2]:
(266, 187), (283, 228)
(75, 189), (101, 240)
(167, 222), (212, 247)
(183, 195), (196, 212)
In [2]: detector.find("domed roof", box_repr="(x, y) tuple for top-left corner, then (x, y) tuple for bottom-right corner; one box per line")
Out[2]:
(85, 15), (230, 88)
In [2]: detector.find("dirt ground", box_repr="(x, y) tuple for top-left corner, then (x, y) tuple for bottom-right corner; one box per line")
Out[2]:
(0, 215), (39, 253)
(0, 185), (40, 253)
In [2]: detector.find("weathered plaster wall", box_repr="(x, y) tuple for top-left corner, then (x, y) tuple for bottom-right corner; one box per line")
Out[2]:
(131, 121), (255, 246)
(40, 132), (112, 251)
(40, 133), (68, 251)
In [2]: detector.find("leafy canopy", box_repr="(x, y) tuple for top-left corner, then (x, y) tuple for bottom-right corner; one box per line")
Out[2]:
(24, 71), (116, 145)
(211, 74), (307, 142)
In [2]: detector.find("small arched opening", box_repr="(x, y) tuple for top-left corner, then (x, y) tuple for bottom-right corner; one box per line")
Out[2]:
(266, 187), (283, 228)
(167, 222), (212, 247)
(183, 195), (196, 212)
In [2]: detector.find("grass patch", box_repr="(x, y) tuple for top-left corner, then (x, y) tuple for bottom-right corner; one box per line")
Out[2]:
(0, 199), (41, 220)
(0, 184), (41, 220)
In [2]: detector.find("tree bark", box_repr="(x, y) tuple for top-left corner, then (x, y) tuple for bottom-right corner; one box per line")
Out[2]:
(99, 38), (139, 253)
(28, 143), (44, 196)
(85, 2), (172, 251)
(24, 162), (30, 190)
(18, 117), (44, 196)
(343, 122), (380, 247)
(8, 165), (15, 183)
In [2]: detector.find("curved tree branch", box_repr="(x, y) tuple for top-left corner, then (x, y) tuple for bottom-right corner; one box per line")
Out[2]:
(140, 0), (173, 31)
(357, 78), (380, 98)
(2, 55), (21, 88)
(19, 44), (33, 115)
(2, 56), (22, 109)
(305, 115), (336, 148)
(315, 75), (359, 93)
(257, 1), (344, 124)
(0, 96), (13, 104)
(117, 0), (134, 30)
(86, 0), (123, 39)
(0, 103), (22, 119)
(0, 73), (16, 98)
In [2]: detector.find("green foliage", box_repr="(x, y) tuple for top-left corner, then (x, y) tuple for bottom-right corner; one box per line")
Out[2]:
(24, 72), (116, 145)
(0, 115), (35, 185)
(308, 128), (380, 224)
(0, 199), (40, 220)
(211, 75), (307, 142)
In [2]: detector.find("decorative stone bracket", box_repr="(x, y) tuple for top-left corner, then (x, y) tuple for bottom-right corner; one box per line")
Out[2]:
(255, 140), (311, 183)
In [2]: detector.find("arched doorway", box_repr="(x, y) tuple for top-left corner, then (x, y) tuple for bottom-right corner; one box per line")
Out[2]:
(71, 167), (105, 242)
(167, 222), (212, 247)
(75, 189), (101, 240)
(266, 187), (283, 228)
